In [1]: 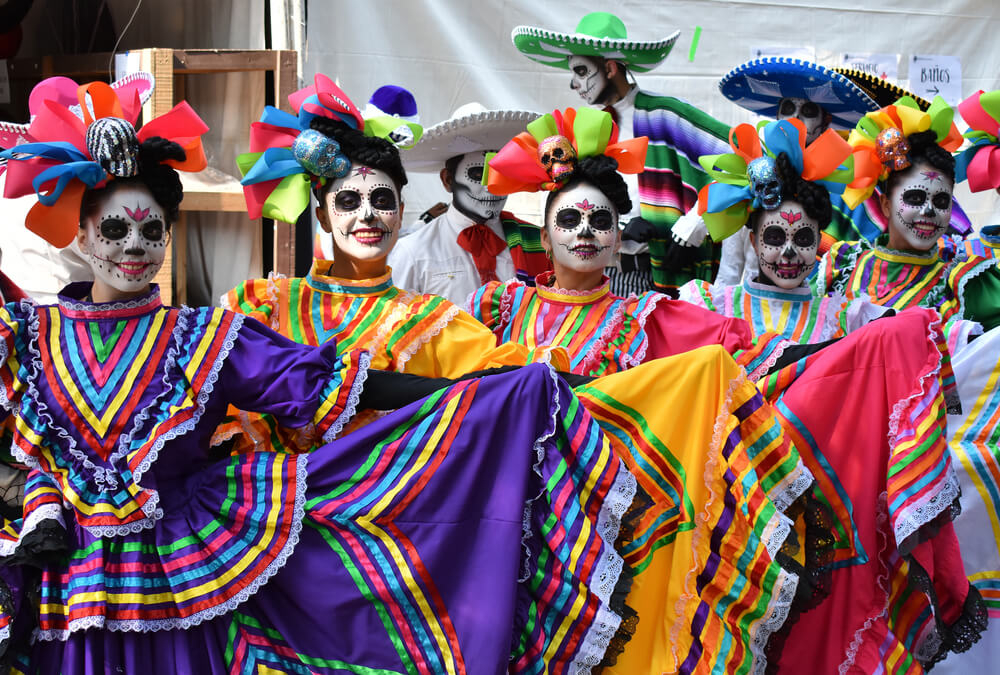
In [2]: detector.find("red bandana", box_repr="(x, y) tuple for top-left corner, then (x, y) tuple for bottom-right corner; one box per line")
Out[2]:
(457, 224), (507, 285)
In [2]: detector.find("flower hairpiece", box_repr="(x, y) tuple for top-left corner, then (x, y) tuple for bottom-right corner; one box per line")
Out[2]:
(485, 107), (647, 195)
(237, 74), (423, 224)
(954, 89), (1000, 193)
(843, 95), (962, 208)
(0, 78), (207, 248)
(696, 119), (855, 241)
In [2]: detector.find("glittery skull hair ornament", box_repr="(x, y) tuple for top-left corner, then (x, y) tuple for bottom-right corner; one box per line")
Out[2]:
(842, 94), (962, 209)
(485, 107), (647, 196)
(237, 74), (423, 223)
(954, 89), (1000, 194)
(0, 77), (208, 247)
(697, 118), (856, 241)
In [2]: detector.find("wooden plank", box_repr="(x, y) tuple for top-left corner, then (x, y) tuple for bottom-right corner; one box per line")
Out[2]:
(274, 220), (295, 277)
(172, 50), (284, 73)
(179, 167), (248, 212)
(275, 50), (298, 113)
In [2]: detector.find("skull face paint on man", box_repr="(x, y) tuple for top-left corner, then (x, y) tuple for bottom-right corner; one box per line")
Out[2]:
(884, 161), (953, 252)
(544, 183), (619, 274)
(568, 55), (610, 105)
(751, 200), (820, 289)
(777, 97), (830, 145)
(320, 165), (402, 262)
(450, 151), (506, 223)
(79, 183), (168, 295)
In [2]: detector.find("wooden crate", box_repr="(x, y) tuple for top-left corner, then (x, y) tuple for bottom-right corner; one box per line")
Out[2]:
(6, 48), (299, 304)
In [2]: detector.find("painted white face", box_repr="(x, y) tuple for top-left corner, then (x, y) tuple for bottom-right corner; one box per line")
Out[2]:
(887, 162), (953, 251)
(323, 165), (401, 262)
(753, 200), (820, 289)
(777, 97), (829, 145)
(81, 183), (168, 293)
(451, 151), (506, 222)
(568, 55), (609, 105)
(546, 183), (618, 273)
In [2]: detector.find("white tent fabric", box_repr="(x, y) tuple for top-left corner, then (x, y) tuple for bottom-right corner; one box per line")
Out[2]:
(305, 0), (1000, 230)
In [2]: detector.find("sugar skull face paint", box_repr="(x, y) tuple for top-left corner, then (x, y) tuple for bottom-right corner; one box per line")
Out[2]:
(886, 161), (953, 252)
(545, 183), (618, 273)
(80, 183), (168, 294)
(777, 97), (829, 145)
(568, 55), (610, 105)
(752, 200), (819, 289)
(321, 164), (402, 262)
(450, 151), (506, 223)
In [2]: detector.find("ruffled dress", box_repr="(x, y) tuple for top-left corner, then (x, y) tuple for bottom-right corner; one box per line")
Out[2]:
(224, 265), (811, 675)
(0, 283), (634, 674)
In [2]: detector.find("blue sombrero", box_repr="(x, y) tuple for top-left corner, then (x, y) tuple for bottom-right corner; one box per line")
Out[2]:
(719, 57), (879, 130)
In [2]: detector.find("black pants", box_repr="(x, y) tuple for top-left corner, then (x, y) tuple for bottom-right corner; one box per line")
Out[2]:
(606, 252), (653, 297)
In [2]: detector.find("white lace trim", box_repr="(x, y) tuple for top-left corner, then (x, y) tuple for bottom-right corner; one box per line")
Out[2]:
(886, 312), (961, 550)
(568, 601), (622, 674)
(57, 292), (160, 313)
(746, 337), (791, 383)
(579, 298), (629, 375)
(33, 453), (310, 641)
(394, 303), (461, 375)
(952, 255), (997, 320)
(748, 566), (800, 675)
(591, 460), (637, 604)
(321, 351), (370, 444)
(628, 291), (668, 367)
(839, 492), (891, 674)
(0, 502), (65, 558)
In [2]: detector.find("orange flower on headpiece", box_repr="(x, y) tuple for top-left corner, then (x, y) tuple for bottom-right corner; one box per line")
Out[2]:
(0, 78), (207, 247)
(843, 95), (962, 208)
(486, 107), (647, 195)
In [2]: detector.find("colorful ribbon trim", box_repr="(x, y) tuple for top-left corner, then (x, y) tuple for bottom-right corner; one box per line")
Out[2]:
(955, 89), (1000, 193)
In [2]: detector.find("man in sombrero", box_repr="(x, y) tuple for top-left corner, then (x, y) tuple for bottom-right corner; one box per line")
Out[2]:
(389, 103), (551, 305)
(714, 58), (974, 284)
(511, 11), (731, 296)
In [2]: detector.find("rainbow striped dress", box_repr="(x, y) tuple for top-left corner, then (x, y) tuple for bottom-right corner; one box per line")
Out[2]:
(0, 283), (636, 674)
(819, 236), (994, 322)
(678, 277), (886, 344)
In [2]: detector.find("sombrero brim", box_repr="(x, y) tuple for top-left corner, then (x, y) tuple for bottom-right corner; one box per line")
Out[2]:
(719, 58), (879, 130)
(511, 25), (680, 73)
(833, 68), (931, 111)
(403, 109), (540, 171)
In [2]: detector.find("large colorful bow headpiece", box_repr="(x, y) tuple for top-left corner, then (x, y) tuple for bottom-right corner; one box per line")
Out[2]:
(485, 107), (647, 196)
(0, 78), (207, 248)
(954, 89), (1000, 193)
(843, 95), (962, 208)
(697, 119), (855, 241)
(237, 74), (423, 224)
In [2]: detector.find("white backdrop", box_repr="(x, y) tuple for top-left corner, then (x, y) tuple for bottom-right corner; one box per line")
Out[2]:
(306, 0), (1000, 228)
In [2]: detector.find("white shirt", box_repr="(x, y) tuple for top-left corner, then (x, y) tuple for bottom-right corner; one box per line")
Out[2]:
(607, 86), (649, 256)
(388, 204), (514, 306)
(715, 228), (759, 286)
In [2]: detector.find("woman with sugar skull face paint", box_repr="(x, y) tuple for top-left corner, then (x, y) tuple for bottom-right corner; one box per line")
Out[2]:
(820, 96), (994, 321)
(0, 77), (641, 674)
(685, 116), (989, 673)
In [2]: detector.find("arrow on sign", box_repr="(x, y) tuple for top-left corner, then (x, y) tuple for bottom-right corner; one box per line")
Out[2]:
(926, 85), (940, 95)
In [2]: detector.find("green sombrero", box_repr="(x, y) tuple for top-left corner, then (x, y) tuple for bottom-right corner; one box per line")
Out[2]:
(512, 11), (680, 73)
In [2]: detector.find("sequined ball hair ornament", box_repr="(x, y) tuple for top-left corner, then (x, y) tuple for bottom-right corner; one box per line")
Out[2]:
(954, 89), (1000, 193)
(0, 78), (208, 247)
(237, 73), (423, 224)
(484, 107), (648, 196)
(842, 94), (962, 208)
(696, 118), (856, 241)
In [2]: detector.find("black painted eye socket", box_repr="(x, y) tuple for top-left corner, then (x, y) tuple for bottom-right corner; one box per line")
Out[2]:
(778, 99), (797, 116)
(334, 190), (362, 212)
(931, 192), (952, 209)
(902, 189), (927, 206)
(466, 165), (484, 183)
(800, 102), (820, 118)
(555, 209), (582, 229)
(573, 66), (589, 76)
(761, 225), (787, 247)
(792, 227), (816, 247)
(589, 209), (615, 231)
(141, 221), (164, 242)
(100, 218), (128, 240)
(370, 187), (398, 211)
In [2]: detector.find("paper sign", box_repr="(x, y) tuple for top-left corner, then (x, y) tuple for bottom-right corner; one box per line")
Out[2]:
(750, 45), (816, 62)
(114, 52), (142, 82)
(909, 54), (962, 105)
(840, 52), (899, 81)
(0, 60), (10, 104)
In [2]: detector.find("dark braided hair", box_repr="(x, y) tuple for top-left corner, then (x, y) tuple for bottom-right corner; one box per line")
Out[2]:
(308, 117), (407, 200)
(79, 136), (186, 226)
(746, 151), (832, 233)
(882, 129), (956, 194)
(544, 155), (632, 219)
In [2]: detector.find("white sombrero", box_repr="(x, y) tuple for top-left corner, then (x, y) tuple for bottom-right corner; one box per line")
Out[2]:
(0, 71), (156, 149)
(512, 11), (680, 73)
(402, 103), (539, 172)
